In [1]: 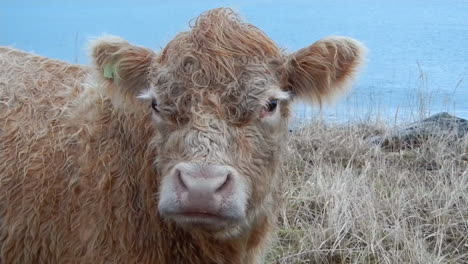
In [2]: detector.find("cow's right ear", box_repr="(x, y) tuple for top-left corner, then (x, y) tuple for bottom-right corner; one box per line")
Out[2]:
(276, 37), (366, 105)
(90, 36), (156, 97)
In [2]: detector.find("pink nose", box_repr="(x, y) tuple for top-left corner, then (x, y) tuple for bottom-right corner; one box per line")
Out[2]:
(175, 163), (232, 196)
(158, 162), (246, 222)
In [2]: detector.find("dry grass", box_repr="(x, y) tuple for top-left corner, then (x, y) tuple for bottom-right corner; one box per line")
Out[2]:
(268, 120), (468, 264)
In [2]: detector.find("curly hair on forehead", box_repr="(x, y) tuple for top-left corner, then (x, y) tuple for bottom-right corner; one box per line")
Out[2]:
(188, 8), (281, 58)
(159, 8), (282, 86)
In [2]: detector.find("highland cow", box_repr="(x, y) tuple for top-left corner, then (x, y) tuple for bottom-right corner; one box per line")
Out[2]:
(0, 8), (365, 264)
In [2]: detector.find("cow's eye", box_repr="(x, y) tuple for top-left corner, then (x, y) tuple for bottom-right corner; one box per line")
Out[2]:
(266, 99), (278, 112)
(151, 99), (160, 113)
(260, 99), (279, 118)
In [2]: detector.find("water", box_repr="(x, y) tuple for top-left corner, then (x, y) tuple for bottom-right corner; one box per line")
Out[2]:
(2, 0), (468, 122)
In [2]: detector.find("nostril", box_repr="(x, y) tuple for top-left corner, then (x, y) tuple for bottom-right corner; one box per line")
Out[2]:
(176, 169), (187, 190)
(215, 172), (232, 193)
(173, 164), (236, 194)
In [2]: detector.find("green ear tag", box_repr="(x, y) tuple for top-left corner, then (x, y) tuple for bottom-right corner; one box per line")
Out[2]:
(103, 64), (114, 79)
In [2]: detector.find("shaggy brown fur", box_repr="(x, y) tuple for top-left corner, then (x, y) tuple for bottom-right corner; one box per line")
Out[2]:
(0, 8), (365, 264)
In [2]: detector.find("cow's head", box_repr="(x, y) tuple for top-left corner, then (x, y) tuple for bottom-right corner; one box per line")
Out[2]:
(90, 8), (365, 238)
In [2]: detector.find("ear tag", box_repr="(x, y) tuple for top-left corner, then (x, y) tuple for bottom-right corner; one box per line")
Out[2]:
(103, 64), (115, 79)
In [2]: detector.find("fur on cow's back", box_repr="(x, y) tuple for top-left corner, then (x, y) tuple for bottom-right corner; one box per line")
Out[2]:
(0, 48), (145, 263)
(0, 47), (89, 262)
(0, 48), (154, 263)
(0, 47), (87, 135)
(0, 47), (86, 106)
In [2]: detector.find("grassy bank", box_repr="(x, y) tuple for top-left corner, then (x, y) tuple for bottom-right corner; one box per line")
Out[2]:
(268, 120), (468, 263)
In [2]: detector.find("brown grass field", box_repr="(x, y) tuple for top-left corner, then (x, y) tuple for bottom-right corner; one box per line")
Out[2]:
(268, 119), (468, 263)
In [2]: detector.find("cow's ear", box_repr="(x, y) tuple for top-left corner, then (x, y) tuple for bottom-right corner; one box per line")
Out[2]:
(277, 37), (366, 105)
(90, 36), (156, 96)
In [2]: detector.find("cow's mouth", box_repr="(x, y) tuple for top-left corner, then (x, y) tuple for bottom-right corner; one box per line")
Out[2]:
(179, 211), (220, 218)
(163, 210), (242, 230)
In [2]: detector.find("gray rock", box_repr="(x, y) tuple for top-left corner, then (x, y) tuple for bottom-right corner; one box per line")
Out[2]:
(403, 112), (468, 137)
(372, 112), (468, 149)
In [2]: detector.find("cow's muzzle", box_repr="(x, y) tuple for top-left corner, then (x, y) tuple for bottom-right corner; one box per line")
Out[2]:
(158, 162), (248, 229)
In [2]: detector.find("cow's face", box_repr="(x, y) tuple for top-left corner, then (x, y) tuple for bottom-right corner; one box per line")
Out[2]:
(91, 8), (365, 238)
(145, 54), (291, 239)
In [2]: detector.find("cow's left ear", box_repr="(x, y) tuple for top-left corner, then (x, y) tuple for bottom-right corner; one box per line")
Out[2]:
(277, 36), (366, 105)
(90, 36), (156, 97)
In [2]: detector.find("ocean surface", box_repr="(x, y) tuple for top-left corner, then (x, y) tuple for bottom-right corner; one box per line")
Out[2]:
(2, 0), (468, 123)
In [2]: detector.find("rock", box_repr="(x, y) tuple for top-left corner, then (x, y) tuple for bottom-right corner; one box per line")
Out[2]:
(372, 112), (468, 149)
(403, 112), (468, 137)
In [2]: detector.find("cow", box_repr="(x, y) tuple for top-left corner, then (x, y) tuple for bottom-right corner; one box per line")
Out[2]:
(0, 8), (365, 264)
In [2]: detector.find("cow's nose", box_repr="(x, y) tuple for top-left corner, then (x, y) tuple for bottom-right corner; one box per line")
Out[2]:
(174, 163), (233, 197)
(158, 162), (247, 223)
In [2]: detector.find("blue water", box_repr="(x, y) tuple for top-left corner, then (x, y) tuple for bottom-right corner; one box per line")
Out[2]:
(2, 0), (468, 122)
